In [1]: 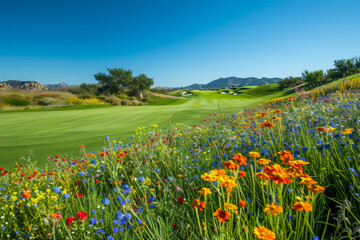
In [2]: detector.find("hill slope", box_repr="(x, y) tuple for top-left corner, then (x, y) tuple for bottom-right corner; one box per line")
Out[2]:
(183, 76), (282, 89)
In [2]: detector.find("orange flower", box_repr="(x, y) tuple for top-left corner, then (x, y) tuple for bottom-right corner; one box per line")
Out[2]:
(257, 158), (271, 165)
(233, 153), (247, 166)
(253, 226), (276, 240)
(192, 199), (205, 211)
(271, 109), (283, 113)
(85, 153), (93, 157)
(238, 171), (246, 178)
(277, 150), (293, 164)
(22, 191), (31, 199)
(263, 202), (283, 216)
(292, 202), (313, 212)
(260, 121), (275, 128)
(223, 160), (239, 172)
(317, 127), (328, 132)
(288, 97), (293, 101)
(307, 185), (325, 193)
(117, 150), (128, 158)
(249, 152), (261, 158)
(201, 173), (217, 182)
(239, 200), (246, 208)
(261, 164), (293, 184)
(213, 208), (231, 223)
(198, 187), (212, 196)
(341, 128), (353, 134)
(224, 203), (238, 211)
(80, 145), (85, 148)
(272, 115), (282, 120)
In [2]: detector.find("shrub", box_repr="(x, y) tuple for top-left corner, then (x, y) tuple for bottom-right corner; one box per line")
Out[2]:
(4, 94), (30, 106)
(37, 97), (57, 106)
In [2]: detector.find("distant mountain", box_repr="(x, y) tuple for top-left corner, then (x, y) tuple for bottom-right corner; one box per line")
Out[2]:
(46, 82), (70, 89)
(0, 80), (48, 90)
(182, 77), (282, 89)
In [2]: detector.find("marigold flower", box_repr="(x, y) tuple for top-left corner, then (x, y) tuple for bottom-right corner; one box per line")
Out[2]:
(238, 171), (246, 178)
(307, 185), (325, 193)
(223, 160), (239, 172)
(260, 121), (275, 128)
(239, 200), (246, 208)
(213, 208), (231, 223)
(341, 128), (353, 134)
(271, 109), (283, 113)
(292, 202), (313, 212)
(257, 159), (271, 165)
(253, 226), (276, 240)
(192, 199), (205, 211)
(317, 127), (328, 132)
(22, 191), (31, 199)
(224, 203), (238, 211)
(201, 173), (217, 182)
(264, 202), (283, 216)
(272, 115), (282, 120)
(233, 153), (247, 166)
(198, 187), (212, 196)
(249, 152), (261, 158)
(277, 150), (293, 164)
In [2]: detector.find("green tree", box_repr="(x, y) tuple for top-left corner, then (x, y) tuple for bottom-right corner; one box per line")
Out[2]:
(94, 68), (154, 97)
(129, 74), (154, 98)
(302, 70), (324, 89)
(94, 68), (134, 95)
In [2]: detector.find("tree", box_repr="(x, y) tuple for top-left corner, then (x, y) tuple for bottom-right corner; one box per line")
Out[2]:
(278, 77), (304, 90)
(302, 70), (324, 89)
(129, 74), (154, 98)
(94, 68), (153, 97)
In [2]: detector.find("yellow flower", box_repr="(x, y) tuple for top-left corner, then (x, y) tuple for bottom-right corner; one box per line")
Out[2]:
(198, 188), (212, 196)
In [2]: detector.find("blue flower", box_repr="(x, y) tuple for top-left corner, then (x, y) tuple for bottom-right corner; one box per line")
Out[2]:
(90, 218), (97, 224)
(102, 198), (110, 205)
(115, 212), (124, 220)
(62, 193), (70, 199)
(113, 228), (119, 233)
(52, 187), (61, 194)
(124, 213), (132, 221)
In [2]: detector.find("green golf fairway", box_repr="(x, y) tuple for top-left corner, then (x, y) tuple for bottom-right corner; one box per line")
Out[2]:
(0, 92), (282, 168)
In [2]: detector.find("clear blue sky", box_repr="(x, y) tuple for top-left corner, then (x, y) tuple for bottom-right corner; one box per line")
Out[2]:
(0, 0), (359, 87)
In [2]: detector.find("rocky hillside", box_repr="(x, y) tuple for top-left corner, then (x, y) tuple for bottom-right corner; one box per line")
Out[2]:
(0, 80), (48, 90)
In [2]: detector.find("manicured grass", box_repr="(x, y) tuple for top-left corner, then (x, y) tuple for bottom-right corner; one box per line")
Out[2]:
(0, 91), (284, 168)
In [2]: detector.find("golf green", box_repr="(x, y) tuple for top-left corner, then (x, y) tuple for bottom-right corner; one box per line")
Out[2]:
(0, 92), (281, 168)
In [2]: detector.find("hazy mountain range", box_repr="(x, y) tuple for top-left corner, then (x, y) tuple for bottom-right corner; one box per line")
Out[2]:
(180, 77), (282, 89)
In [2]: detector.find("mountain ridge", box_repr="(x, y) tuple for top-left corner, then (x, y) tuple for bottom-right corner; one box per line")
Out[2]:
(181, 76), (282, 89)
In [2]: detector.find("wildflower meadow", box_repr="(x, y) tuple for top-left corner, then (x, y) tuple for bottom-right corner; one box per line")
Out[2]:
(1, 77), (360, 239)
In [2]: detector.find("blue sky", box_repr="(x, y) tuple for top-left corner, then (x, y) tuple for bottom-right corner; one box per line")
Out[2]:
(0, 0), (359, 87)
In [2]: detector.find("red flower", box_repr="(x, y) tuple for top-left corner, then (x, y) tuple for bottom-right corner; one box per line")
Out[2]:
(77, 193), (82, 198)
(66, 216), (76, 225)
(76, 211), (87, 221)
(177, 197), (184, 204)
(172, 223), (177, 228)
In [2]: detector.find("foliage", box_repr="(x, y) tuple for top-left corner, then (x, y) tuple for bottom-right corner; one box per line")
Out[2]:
(301, 70), (324, 89)
(94, 68), (153, 97)
(278, 77), (304, 90)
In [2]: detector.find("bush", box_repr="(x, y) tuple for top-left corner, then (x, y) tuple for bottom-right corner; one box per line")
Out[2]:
(37, 97), (57, 106)
(4, 94), (30, 106)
